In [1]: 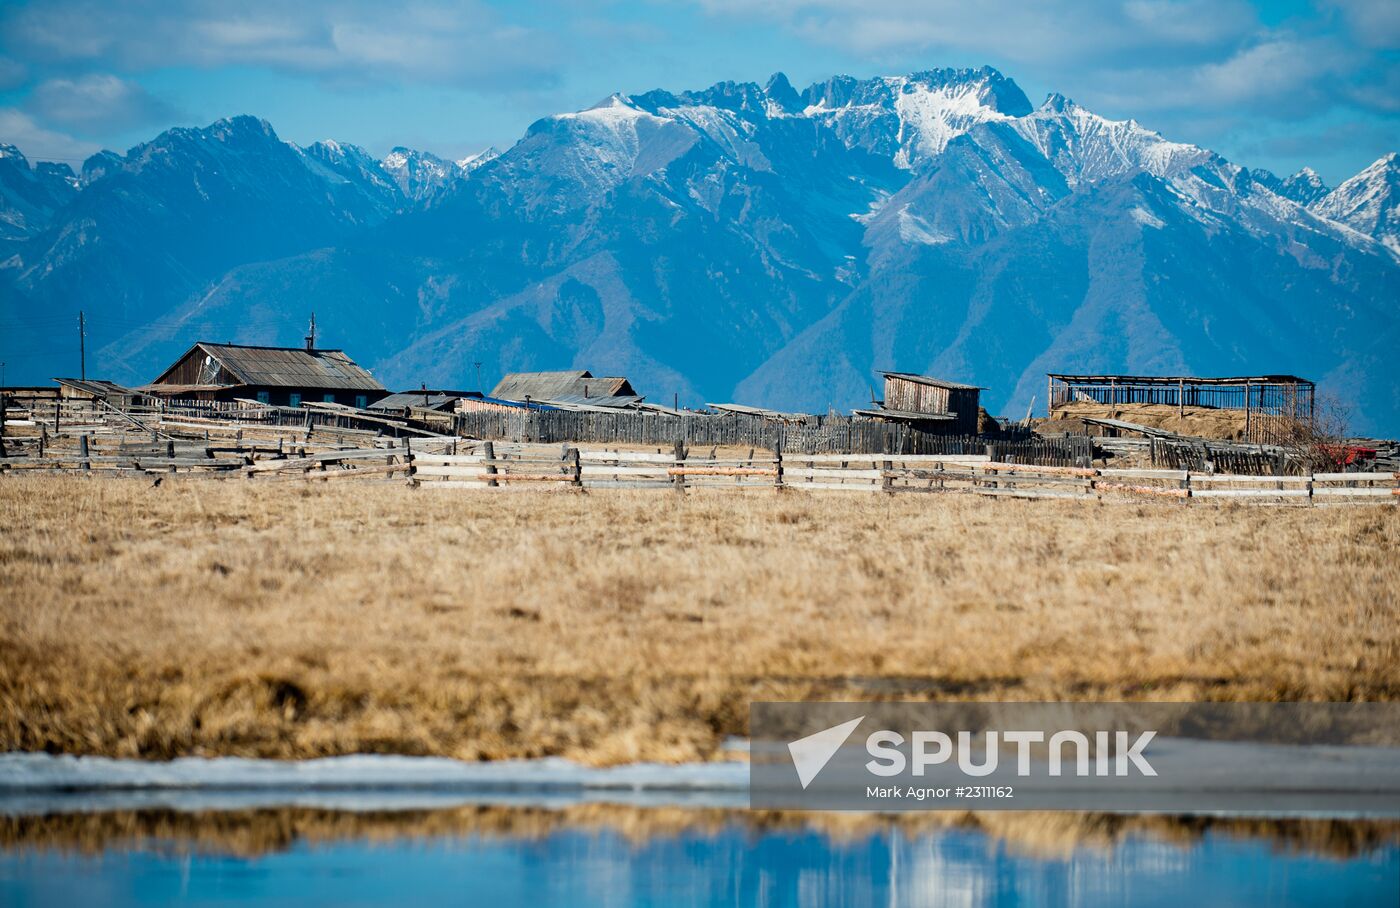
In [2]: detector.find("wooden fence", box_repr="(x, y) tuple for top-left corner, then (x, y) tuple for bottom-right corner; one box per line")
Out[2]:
(4, 399), (1392, 503)
(405, 447), (1396, 504)
(450, 408), (1056, 458)
(1150, 437), (1291, 475)
(5, 419), (1393, 505)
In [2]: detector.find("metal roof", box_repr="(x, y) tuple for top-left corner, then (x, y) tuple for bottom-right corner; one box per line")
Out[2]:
(880, 372), (985, 391)
(153, 342), (385, 391)
(369, 390), (481, 411)
(490, 370), (637, 401)
(1047, 373), (1313, 386)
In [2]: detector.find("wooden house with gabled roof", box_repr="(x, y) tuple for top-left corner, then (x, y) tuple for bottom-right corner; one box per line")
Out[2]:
(140, 342), (388, 408)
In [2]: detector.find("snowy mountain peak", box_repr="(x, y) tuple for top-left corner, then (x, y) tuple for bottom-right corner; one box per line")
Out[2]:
(1280, 167), (1330, 204)
(80, 150), (123, 184)
(797, 66), (1030, 168)
(763, 72), (802, 114)
(457, 147), (499, 171)
(1014, 94), (1213, 184)
(1312, 152), (1400, 255)
(379, 146), (463, 203)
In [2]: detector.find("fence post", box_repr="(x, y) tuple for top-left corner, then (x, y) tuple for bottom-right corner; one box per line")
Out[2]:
(404, 437), (415, 484)
(79, 434), (90, 471)
(483, 440), (499, 487)
(568, 447), (583, 488)
(881, 433), (893, 493)
(773, 447), (784, 490)
(673, 438), (686, 495)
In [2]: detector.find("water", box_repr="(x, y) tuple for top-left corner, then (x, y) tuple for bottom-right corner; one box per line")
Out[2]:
(1, 808), (1395, 907)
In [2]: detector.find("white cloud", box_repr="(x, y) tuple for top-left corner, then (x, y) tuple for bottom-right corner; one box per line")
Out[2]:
(0, 108), (98, 163)
(28, 74), (181, 134)
(1, 0), (560, 89)
(693, 0), (1398, 124)
(1323, 0), (1400, 49)
(0, 55), (24, 90)
(697, 0), (1257, 64)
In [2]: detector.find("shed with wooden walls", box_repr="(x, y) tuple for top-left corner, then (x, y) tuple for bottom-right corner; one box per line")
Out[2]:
(855, 372), (983, 435)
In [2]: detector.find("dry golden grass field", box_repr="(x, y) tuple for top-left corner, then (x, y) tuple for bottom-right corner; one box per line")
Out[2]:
(1, 476), (1397, 763)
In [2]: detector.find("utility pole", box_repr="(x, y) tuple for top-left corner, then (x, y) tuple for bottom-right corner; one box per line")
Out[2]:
(304, 312), (317, 351)
(78, 311), (86, 380)
(473, 361), (482, 390)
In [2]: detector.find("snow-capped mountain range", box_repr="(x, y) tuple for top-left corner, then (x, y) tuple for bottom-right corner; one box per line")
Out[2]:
(2, 66), (1397, 432)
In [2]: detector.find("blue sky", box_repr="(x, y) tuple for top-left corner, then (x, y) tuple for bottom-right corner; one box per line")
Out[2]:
(1, 0), (1396, 184)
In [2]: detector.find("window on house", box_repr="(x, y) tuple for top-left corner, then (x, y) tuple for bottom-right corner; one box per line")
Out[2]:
(323, 393), (336, 403)
(289, 393), (302, 408)
(354, 395), (368, 409)
(255, 391), (269, 404)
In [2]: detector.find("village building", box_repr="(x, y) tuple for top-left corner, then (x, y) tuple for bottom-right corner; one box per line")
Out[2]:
(1046, 373), (1315, 445)
(140, 342), (387, 407)
(368, 389), (482, 414)
(52, 378), (146, 409)
(855, 372), (983, 435)
(488, 370), (642, 409)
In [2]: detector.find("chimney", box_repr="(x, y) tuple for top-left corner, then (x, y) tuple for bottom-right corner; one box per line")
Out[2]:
(305, 312), (316, 351)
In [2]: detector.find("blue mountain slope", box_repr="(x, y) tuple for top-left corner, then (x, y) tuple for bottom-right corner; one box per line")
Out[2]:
(1, 67), (1396, 432)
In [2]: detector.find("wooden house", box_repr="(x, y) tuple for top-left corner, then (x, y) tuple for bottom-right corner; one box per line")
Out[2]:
(855, 372), (983, 435)
(140, 342), (387, 408)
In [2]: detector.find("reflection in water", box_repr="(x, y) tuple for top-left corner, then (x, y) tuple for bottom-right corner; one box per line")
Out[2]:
(0, 807), (1396, 907)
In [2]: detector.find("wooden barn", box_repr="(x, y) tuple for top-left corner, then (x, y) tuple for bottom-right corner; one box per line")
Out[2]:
(141, 342), (387, 408)
(856, 372), (983, 435)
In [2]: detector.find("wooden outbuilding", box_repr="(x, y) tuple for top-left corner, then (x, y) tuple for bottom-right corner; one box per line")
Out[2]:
(490, 370), (640, 408)
(1046, 373), (1315, 445)
(855, 372), (983, 435)
(141, 342), (387, 408)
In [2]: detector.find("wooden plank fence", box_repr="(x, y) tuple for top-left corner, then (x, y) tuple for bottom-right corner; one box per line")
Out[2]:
(451, 408), (1044, 458)
(3, 399), (1393, 504)
(4, 430), (1394, 504)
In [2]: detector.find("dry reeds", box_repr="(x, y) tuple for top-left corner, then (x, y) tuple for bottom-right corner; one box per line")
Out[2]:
(1, 477), (1396, 762)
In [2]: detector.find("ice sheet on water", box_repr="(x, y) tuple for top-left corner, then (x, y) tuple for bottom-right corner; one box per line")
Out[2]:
(0, 752), (748, 793)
